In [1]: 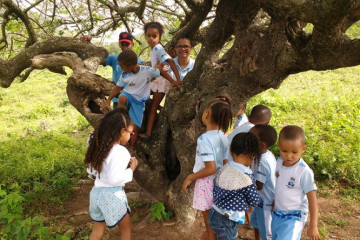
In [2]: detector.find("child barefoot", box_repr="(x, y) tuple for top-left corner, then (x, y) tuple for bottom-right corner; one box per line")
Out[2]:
(85, 108), (138, 240)
(249, 125), (278, 240)
(182, 95), (233, 240)
(139, 21), (182, 141)
(272, 125), (319, 240)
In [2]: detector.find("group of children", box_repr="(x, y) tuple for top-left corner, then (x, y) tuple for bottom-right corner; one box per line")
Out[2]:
(84, 21), (319, 240)
(99, 22), (185, 146)
(181, 99), (319, 240)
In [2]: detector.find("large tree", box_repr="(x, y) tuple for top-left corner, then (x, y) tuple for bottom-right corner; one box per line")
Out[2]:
(1, 0), (360, 229)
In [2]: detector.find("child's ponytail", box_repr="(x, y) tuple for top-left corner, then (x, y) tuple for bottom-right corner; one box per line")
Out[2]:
(207, 95), (233, 132)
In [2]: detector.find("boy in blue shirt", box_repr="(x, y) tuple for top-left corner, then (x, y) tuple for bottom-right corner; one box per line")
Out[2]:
(100, 50), (177, 146)
(272, 125), (319, 240)
(249, 124), (278, 240)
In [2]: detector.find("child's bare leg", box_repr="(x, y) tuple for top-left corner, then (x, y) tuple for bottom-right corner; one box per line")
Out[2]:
(117, 213), (132, 240)
(202, 210), (216, 240)
(254, 228), (261, 240)
(246, 206), (253, 224)
(117, 96), (127, 109)
(129, 125), (139, 146)
(142, 92), (165, 138)
(90, 221), (106, 240)
(200, 231), (208, 240)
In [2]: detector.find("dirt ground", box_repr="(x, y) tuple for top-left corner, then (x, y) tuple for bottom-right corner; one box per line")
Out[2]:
(56, 180), (360, 240)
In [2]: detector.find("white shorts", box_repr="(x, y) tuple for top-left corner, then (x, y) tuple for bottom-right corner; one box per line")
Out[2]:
(151, 76), (171, 94)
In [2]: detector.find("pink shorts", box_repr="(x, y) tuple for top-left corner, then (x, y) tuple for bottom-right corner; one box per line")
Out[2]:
(192, 177), (214, 211)
(151, 76), (171, 94)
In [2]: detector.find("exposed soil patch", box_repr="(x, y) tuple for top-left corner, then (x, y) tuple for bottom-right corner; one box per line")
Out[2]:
(56, 181), (360, 239)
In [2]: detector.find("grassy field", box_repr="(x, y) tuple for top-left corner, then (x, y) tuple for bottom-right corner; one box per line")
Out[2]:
(248, 67), (360, 188)
(0, 65), (359, 238)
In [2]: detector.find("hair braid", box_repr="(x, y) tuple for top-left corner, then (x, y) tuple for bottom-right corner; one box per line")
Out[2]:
(206, 95), (233, 132)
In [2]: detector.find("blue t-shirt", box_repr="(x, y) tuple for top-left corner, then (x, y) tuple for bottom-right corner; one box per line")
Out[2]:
(252, 150), (277, 210)
(104, 54), (143, 102)
(170, 57), (195, 81)
(192, 130), (229, 176)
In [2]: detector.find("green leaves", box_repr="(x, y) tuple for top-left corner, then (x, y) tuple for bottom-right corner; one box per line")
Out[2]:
(0, 185), (71, 239)
(150, 202), (173, 222)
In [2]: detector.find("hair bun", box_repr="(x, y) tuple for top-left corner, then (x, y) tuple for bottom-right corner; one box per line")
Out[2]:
(215, 95), (231, 105)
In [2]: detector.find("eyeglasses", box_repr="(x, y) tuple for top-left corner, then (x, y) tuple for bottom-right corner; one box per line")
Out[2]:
(125, 129), (135, 136)
(175, 45), (191, 50)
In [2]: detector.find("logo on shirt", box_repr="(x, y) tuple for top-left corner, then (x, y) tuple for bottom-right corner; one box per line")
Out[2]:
(129, 82), (136, 87)
(286, 177), (296, 188)
(275, 171), (279, 178)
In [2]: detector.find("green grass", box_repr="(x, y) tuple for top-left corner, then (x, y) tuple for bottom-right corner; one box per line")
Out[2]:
(0, 69), (92, 211)
(248, 67), (360, 187)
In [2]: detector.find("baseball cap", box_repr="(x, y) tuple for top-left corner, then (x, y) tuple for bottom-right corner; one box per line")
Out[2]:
(119, 32), (133, 43)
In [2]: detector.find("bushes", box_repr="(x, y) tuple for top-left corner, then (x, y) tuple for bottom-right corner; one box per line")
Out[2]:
(0, 184), (70, 240)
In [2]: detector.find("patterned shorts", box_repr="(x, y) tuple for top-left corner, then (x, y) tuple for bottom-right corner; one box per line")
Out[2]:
(89, 186), (130, 228)
(192, 177), (214, 211)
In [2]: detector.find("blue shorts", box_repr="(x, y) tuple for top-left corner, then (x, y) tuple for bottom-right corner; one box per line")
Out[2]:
(120, 91), (145, 127)
(89, 186), (130, 228)
(208, 208), (238, 240)
(250, 207), (272, 240)
(271, 211), (305, 240)
(112, 101), (118, 109)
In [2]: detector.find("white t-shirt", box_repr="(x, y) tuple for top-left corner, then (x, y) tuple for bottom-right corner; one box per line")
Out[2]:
(252, 150), (277, 210)
(233, 113), (248, 129)
(227, 121), (255, 162)
(150, 43), (172, 83)
(193, 130), (229, 178)
(274, 157), (317, 219)
(117, 66), (160, 102)
(151, 43), (171, 66)
(87, 144), (133, 187)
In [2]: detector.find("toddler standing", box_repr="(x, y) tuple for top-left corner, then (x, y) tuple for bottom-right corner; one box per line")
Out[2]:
(208, 132), (263, 240)
(272, 125), (319, 240)
(182, 95), (233, 240)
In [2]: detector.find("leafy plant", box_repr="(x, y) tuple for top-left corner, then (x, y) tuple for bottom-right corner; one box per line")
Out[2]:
(0, 184), (70, 240)
(149, 202), (173, 222)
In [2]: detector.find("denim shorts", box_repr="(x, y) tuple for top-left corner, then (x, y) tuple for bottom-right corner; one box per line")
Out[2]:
(208, 208), (239, 240)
